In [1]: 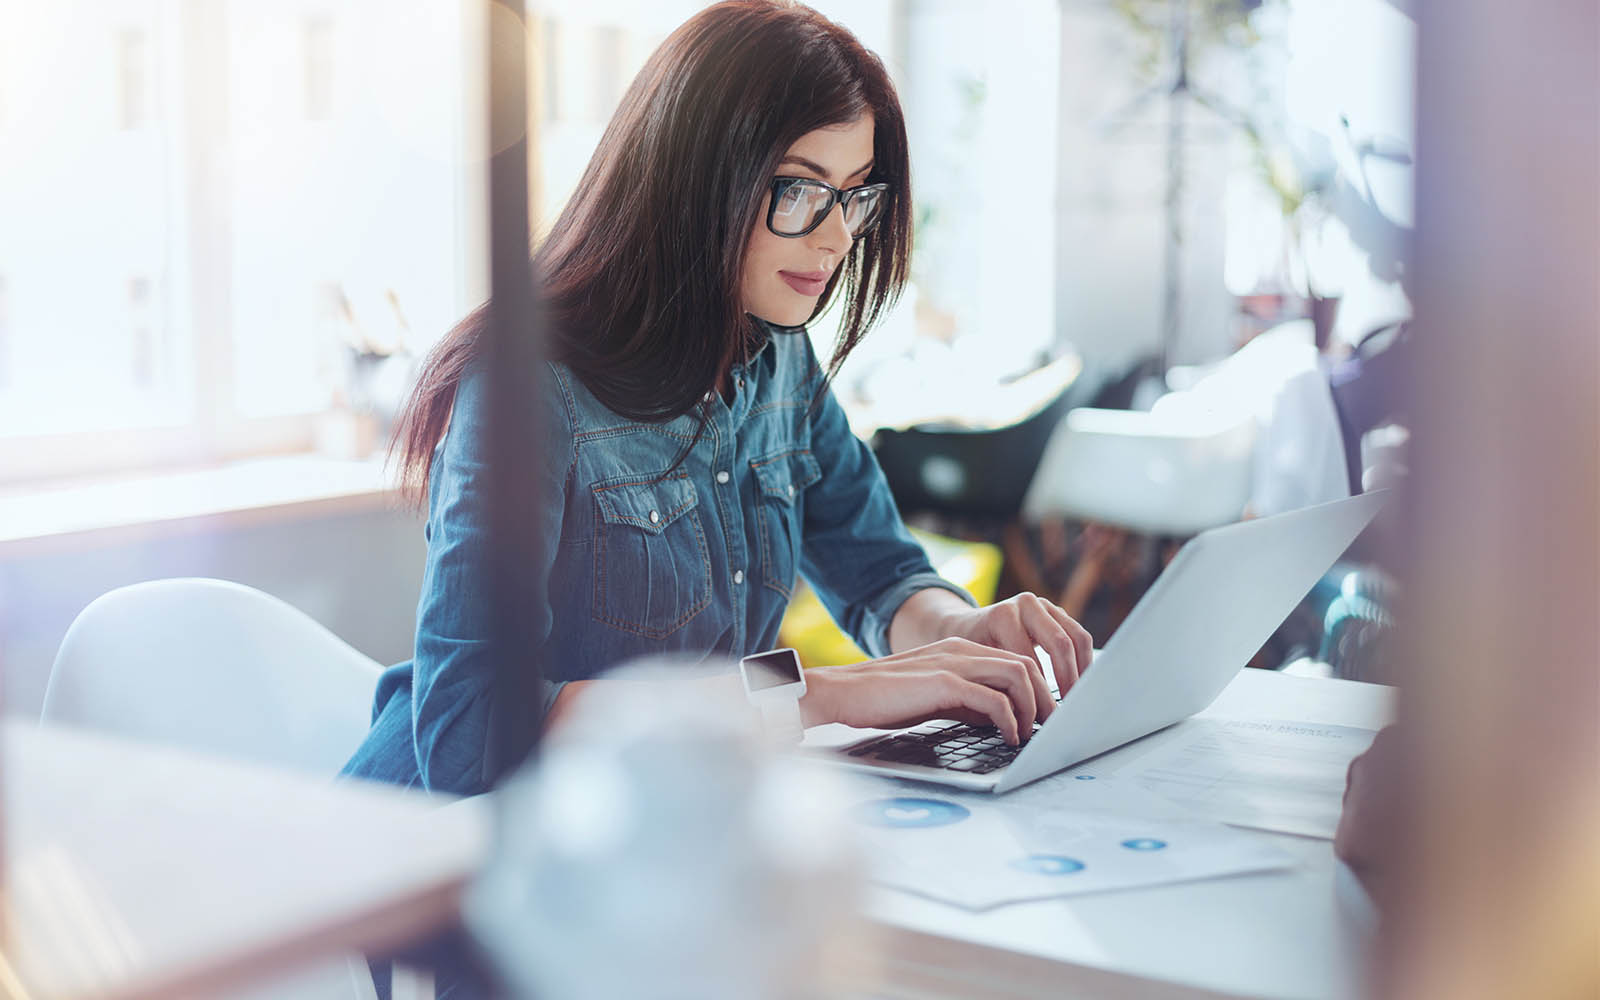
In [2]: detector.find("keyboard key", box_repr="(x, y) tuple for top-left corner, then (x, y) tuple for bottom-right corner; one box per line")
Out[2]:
(846, 738), (888, 757)
(864, 722), (1039, 773)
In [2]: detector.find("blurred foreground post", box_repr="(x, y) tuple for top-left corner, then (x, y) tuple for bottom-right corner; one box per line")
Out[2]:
(1391, 2), (1599, 997)
(483, 0), (543, 786)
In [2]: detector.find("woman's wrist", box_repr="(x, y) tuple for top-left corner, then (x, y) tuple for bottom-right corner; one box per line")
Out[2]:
(798, 667), (839, 728)
(887, 587), (974, 652)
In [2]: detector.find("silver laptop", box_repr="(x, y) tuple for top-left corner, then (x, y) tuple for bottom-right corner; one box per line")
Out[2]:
(823, 491), (1387, 794)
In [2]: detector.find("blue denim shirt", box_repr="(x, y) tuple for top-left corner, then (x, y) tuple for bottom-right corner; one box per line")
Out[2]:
(341, 326), (972, 796)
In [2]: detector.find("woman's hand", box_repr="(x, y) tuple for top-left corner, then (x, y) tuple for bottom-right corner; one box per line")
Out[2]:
(1334, 725), (1403, 903)
(799, 637), (1054, 745)
(890, 589), (1094, 701)
(545, 679), (596, 735)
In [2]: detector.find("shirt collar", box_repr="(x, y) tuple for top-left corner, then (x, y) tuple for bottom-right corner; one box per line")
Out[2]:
(746, 316), (802, 377)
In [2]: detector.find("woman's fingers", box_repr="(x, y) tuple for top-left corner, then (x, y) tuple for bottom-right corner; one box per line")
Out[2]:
(934, 637), (1045, 735)
(877, 641), (1038, 741)
(827, 621), (1103, 743)
(1019, 594), (1081, 697)
(944, 594), (1093, 706)
(935, 671), (1021, 744)
(981, 609), (1056, 723)
(956, 653), (1043, 736)
(1041, 599), (1095, 678)
(985, 604), (1044, 672)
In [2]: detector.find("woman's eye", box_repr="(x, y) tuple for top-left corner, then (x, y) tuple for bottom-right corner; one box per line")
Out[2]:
(774, 188), (807, 222)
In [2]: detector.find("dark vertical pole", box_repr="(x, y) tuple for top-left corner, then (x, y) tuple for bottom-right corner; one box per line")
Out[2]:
(483, 1), (543, 785)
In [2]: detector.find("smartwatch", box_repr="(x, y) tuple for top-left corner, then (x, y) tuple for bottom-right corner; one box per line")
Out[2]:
(739, 647), (807, 744)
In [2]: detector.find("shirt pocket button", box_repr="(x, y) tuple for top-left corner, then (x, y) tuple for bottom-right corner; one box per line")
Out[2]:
(590, 472), (712, 639)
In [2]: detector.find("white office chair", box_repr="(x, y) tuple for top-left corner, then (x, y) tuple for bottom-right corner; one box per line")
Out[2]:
(42, 578), (430, 1000)
(44, 577), (380, 774)
(1021, 404), (1258, 535)
(1022, 321), (1347, 535)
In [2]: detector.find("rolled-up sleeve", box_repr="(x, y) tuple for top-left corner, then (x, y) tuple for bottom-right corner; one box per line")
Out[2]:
(795, 351), (974, 659)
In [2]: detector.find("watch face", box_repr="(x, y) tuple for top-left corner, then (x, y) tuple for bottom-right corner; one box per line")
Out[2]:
(742, 649), (802, 691)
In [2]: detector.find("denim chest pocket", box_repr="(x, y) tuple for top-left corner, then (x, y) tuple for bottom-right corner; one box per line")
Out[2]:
(590, 471), (712, 639)
(749, 448), (823, 598)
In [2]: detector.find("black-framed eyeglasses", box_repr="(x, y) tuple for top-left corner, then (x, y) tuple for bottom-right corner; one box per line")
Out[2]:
(766, 177), (889, 239)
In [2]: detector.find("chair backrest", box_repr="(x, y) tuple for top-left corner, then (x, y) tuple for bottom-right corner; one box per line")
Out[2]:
(42, 578), (383, 776)
(873, 360), (1105, 519)
(1021, 405), (1259, 535)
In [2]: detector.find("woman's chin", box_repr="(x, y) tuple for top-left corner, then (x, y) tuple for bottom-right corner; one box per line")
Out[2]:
(749, 301), (815, 329)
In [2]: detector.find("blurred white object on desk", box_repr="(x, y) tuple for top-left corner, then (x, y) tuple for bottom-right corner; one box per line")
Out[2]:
(466, 661), (867, 1000)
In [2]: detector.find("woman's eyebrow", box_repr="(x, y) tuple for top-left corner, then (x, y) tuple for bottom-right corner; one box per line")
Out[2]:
(779, 154), (876, 183)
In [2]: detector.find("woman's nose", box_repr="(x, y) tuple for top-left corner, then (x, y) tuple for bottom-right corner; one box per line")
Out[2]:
(809, 202), (851, 254)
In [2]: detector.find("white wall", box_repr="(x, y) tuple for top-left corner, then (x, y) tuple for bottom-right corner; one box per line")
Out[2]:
(905, 0), (1060, 367)
(0, 505), (426, 721)
(1054, 4), (1238, 373)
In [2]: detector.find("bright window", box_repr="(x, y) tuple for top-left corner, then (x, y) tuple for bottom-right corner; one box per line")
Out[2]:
(0, 0), (482, 484)
(0, 0), (1077, 488)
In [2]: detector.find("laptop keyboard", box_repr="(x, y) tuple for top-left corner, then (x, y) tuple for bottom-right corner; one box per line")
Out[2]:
(846, 719), (1042, 775)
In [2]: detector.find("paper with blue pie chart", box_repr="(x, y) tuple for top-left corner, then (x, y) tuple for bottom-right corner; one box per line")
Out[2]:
(1010, 854), (1086, 875)
(853, 774), (1293, 910)
(854, 797), (971, 828)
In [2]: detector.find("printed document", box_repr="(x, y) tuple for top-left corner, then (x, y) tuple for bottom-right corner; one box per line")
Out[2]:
(853, 771), (1292, 910)
(1112, 718), (1379, 839)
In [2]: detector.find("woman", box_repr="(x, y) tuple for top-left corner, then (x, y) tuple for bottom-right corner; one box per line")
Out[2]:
(342, 0), (1092, 799)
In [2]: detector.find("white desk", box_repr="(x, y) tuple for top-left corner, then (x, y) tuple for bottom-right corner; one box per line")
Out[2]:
(5, 670), (1389, 1000)
(2, 721), (488, 1000)
(865, 669), (1394, 1000)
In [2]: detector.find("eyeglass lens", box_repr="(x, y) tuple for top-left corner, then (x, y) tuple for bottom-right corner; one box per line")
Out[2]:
(771, 182), (884, 237)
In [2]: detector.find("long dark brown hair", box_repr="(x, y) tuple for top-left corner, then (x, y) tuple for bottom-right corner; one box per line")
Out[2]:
(392, 0), (913, 500)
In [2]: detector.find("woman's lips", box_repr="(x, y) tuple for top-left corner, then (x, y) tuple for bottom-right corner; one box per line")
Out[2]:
(779, 270), (829, 296)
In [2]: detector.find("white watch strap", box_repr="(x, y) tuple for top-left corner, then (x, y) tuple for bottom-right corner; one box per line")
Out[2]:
(758, 698), (805, 745)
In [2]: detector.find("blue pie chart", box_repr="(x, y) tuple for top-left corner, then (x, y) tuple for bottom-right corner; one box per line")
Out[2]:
(1010, 854), (1086, 876)
(1121, 838), (1169, 851)
(854, 797), (971, 829)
